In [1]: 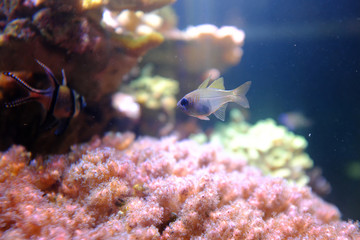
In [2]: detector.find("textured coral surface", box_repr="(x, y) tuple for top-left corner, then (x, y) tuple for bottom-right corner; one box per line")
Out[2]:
(0, 133), (359, 239)
(208, 109), (314, 186)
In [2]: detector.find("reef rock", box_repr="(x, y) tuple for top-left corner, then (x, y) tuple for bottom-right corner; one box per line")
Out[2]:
(0, 0), (175, 153)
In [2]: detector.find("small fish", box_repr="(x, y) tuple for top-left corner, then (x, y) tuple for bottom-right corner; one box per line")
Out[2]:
(177, 77), (251, 121)
(2, 59), (86, 135)
(278, 111), (312, 131)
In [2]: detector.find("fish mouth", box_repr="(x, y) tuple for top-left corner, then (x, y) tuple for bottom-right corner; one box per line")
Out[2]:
(176, 101), (185, 112)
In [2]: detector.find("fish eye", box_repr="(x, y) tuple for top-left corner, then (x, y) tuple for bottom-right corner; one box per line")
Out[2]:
(180, 98), (189, 107)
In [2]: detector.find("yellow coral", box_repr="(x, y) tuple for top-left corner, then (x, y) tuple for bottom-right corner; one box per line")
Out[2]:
(122, 69), (179, 111)
(112, 32), (164, 57)
(206, 109), (314, 186)
(81, 0), (108, 10)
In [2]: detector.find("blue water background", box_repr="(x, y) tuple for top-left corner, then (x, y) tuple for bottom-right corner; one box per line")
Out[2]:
(173, 0), (360, 220)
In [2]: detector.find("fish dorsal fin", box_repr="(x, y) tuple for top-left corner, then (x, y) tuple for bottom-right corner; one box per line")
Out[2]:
(35, 59), (60, 88)
(61, 69), (67, 86)
(213, 103), (228, 121)
(208, 77), (224, 90)
(197, 77), (211, 89)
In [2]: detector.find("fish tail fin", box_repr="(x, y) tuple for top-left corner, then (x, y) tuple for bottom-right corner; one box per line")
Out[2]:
(231, 81), (251, 108)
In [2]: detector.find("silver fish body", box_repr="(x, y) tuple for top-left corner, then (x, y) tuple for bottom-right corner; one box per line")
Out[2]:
(177, 77), (251, 121)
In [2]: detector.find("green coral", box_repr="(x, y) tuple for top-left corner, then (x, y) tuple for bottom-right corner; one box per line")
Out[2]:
(193, 109), (314, 186)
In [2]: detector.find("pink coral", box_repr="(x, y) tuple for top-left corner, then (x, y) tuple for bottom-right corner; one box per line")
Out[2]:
(0, 133), (359, 239)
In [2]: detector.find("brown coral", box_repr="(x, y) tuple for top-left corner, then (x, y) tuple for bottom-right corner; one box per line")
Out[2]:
(144, 24), (245, 80)
(0, 0), (172, 153)
(0, 133), (359, 239)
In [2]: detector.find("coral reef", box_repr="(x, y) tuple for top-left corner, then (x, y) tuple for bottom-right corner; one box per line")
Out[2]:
(166, 24), (245, 74)
(0, 133), (359, 239)
(112, 93), (141, 121)
(122, 66), (179, 135)
(0, 0), (170, 96)
(143, 23), (245, 83)
(0, 1), (245, 153)
(81, 0), (176, 12)
(0, 0), (175, 153)
(196, 109), (314, 186)
(122, 67), (178, 112)
(102, 9), (163, 36)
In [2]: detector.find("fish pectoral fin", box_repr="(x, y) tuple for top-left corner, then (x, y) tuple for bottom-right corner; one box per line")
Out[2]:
(208, 77), (224, 90)
(213, 103), (228, 121)
(197, 77), (211, 89)
(197, 115), (210, 120)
